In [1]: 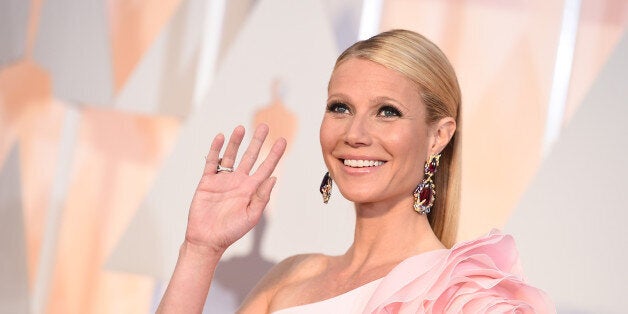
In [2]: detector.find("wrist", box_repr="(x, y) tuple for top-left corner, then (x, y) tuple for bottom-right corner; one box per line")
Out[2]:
(180, 240), (225, 264)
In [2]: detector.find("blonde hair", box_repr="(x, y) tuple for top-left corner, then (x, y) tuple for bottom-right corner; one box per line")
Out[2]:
(335, 29), (461, 248)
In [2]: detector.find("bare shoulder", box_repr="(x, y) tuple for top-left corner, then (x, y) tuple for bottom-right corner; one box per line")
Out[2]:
(253, 253), (328, 288)
(236, 253), (330, 313)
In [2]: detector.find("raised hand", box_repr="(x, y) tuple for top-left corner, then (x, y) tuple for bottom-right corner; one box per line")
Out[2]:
(185, 124), (287, 255)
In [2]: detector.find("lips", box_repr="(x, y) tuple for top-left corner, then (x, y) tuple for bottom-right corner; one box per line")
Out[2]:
(343, 159), (385, 168)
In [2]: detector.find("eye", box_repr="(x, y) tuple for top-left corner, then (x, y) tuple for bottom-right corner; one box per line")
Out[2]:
(377, 105), (402, 117)
(326, 102), (351, 114)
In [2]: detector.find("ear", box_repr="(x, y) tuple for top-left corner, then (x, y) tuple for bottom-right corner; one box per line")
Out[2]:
(428, 117), (456, 156)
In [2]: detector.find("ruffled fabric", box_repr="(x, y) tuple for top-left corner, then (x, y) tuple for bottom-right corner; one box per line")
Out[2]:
(363, 230), (554, 313)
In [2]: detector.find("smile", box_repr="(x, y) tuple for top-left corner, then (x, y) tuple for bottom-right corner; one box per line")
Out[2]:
(343, 159), (385, 168)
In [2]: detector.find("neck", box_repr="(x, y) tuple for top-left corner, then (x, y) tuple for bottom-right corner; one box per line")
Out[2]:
(344, 197), (445, 269)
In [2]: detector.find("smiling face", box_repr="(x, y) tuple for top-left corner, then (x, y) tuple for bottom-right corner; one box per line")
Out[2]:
(320, 58), (436, 206)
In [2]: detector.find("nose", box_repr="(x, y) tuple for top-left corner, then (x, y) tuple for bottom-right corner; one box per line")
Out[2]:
(344, 115), (372, 147)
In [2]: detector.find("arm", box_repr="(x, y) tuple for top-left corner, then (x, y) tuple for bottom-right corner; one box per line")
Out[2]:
(157, 242), (223, 313)
(157, 124), (286, 313)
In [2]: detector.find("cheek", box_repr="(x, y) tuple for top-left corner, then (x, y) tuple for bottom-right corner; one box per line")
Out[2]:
(319, 118), (340, 170)
(389, 125), (429, 164)
(319, 117), (335, 152)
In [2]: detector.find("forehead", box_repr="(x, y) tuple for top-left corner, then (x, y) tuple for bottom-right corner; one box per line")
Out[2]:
(328, 58), (421, 105)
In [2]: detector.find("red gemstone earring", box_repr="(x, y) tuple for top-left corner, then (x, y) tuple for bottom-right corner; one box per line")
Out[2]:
(320, 172), (332, 204)
(413, 154), (441, 214)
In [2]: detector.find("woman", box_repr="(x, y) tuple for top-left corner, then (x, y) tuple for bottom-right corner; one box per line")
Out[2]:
(158, 30), (553, 313)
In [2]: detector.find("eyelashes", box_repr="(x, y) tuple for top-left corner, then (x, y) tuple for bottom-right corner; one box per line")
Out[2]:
(378, 105), (402, 117)
(325, 102), (404, 118)
(326, 102), (350, 114)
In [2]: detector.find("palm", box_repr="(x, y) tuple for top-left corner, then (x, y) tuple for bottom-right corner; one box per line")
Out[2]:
(185, 125), (286, 253)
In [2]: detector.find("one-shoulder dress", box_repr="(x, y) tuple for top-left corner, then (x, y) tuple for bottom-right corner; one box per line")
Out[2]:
(272, 230), (554, 313)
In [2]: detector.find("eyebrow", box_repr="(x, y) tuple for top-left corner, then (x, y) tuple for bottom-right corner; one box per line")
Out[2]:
(327, 92), (349, 102)
(327, 93), (411, 110)
(371, 96), (410, 111)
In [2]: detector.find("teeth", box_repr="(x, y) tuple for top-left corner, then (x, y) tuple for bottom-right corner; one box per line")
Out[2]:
(343, 159), (385, 168)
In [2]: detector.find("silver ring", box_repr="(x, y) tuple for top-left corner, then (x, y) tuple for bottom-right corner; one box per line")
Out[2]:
(217, 164), (234, 173)
(216, 158), (234, 173)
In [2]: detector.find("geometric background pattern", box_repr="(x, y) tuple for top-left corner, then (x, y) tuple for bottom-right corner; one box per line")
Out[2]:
(506, 30), (628, 312)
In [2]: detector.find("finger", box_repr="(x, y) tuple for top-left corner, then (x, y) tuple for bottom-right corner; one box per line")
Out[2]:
(237, 124), (270, 174)
(203, 133), (225, 176)
(252, 137), (287, 179)
(220, 125), (246, 168)
(248, 176), (277, 221)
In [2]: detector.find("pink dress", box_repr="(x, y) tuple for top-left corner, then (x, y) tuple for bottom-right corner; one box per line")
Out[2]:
(273, 230), (554, 314)
(272, 278), (383, 314)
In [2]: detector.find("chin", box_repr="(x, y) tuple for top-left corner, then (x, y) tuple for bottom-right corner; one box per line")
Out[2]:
(336, 187), (381, 204)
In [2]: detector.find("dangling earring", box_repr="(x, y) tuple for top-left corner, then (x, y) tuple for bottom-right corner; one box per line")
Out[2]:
(413, 154), (441, 214)
(320, 172), (332, 204)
